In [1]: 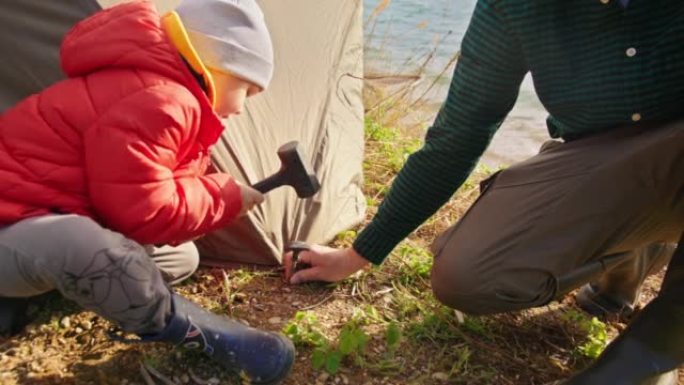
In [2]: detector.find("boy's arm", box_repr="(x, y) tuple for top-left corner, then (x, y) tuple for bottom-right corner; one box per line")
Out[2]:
(84, 83), (241, 245)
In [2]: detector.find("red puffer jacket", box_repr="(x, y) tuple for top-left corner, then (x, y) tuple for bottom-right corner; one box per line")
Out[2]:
(0, 1), (242, 245)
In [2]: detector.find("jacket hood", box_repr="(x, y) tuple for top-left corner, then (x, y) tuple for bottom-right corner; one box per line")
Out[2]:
(61, 1), (182, 84)
(60, 1), (225, 149)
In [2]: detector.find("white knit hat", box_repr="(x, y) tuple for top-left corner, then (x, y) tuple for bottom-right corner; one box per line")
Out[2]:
(176, 0), (274, 90)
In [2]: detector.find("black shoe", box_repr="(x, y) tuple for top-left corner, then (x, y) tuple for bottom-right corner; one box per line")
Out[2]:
(564, 298), (680, 385)
(575, 283), (636, 318)
(576, 243), (675, 318)
(144, 294), (295, 385)
(557, 371), (677, 385)
(565, 240), (684, 385)
(0, 297), (29, 336)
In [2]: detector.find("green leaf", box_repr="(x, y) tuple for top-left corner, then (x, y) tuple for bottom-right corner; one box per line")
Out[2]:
(283, 324), (297, 336)
(312, 348), (327, 370)
(353, 328), (369, 353)
(577, 317), (608, 358)
(325, 351), (343, 374)
(385, 322), (402, 349)
(339, 327), (356, 355)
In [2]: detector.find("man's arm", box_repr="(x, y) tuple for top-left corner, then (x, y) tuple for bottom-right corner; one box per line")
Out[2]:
(354, 0), (528, 264)
(289, 0), (528, 283)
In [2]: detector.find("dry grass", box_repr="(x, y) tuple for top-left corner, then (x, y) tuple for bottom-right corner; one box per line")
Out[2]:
(363, 0), (458, 131)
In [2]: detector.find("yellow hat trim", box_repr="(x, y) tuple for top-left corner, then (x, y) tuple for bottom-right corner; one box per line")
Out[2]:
(161, 11), (216, 107)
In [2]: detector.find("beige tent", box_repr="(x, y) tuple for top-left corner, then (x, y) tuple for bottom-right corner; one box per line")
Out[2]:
(0, 0), (366, 266)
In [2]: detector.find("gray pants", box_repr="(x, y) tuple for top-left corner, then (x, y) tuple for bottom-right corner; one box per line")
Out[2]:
(430, 119), (684, 315)
(0, 215), (200, 334)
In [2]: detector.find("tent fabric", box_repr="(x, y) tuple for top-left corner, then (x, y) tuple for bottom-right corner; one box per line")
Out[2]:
(197, 0), (366, 266)
(0, 0), (100, 110)
(0, 0), (366, 266)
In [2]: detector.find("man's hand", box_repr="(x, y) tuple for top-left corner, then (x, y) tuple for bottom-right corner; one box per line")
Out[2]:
(284, 245), (370, 284)
(236, 182), (264, 217)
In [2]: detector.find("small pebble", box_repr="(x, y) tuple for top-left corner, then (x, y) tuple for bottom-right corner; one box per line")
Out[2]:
(75, 327), (83, 334)
(268, 317), (281, 324)
(60, 316), (71, 329)
(30, 361), (43, 373)
(432, 372), (449, 381)
(81, 320), (93, 330)
(208, 377), (220, 385)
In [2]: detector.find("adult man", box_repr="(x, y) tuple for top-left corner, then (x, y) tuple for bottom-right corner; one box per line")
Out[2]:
(287, 0), (684, 383)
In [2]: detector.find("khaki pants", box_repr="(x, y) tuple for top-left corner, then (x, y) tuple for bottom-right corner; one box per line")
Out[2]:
(430, 120), (684, 315)
(0, 215), (199, 333)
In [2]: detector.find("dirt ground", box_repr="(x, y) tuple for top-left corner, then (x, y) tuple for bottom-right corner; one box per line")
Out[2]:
(0, 268), (680, 385)
(1, 128), (681, 385)
(2, 216), (680, 385)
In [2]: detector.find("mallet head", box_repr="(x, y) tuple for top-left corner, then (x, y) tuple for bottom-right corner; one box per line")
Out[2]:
(251, 141), (321, 198)
(276, 142), (320, 198)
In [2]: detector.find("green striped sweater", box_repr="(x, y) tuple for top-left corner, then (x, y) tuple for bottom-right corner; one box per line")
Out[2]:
(354, 0), (684, 264)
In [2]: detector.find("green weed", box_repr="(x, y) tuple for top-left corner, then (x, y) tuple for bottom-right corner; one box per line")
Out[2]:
(283, 311), (368, 375)
(283, 311), (328, 348)
(385, 322), (402, 354)
(395, 243), (433, 284)
(563, 309), (609, 359)
(364, 118), (423, 173)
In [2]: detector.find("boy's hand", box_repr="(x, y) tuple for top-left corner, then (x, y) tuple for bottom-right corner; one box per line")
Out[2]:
(236, 182), (264, 217)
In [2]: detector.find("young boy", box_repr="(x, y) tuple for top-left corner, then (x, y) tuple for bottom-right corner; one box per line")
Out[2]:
(0, 0), (293, 383)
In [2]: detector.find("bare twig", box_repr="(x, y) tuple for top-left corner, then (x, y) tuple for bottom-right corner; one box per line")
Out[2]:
(144, 362), (179, 385)
(299, 292), (336, 311)
(139, 362), (157, 385)
(188, 368), (212, 385)
(364, 0), (391, 29)
(407, 51), (460, 111)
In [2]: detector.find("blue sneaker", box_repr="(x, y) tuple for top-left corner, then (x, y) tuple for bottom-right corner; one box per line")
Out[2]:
(144, 294), (295, 384)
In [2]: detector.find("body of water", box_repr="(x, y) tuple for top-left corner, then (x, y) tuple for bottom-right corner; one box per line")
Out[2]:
(364, 0), (549, 166)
